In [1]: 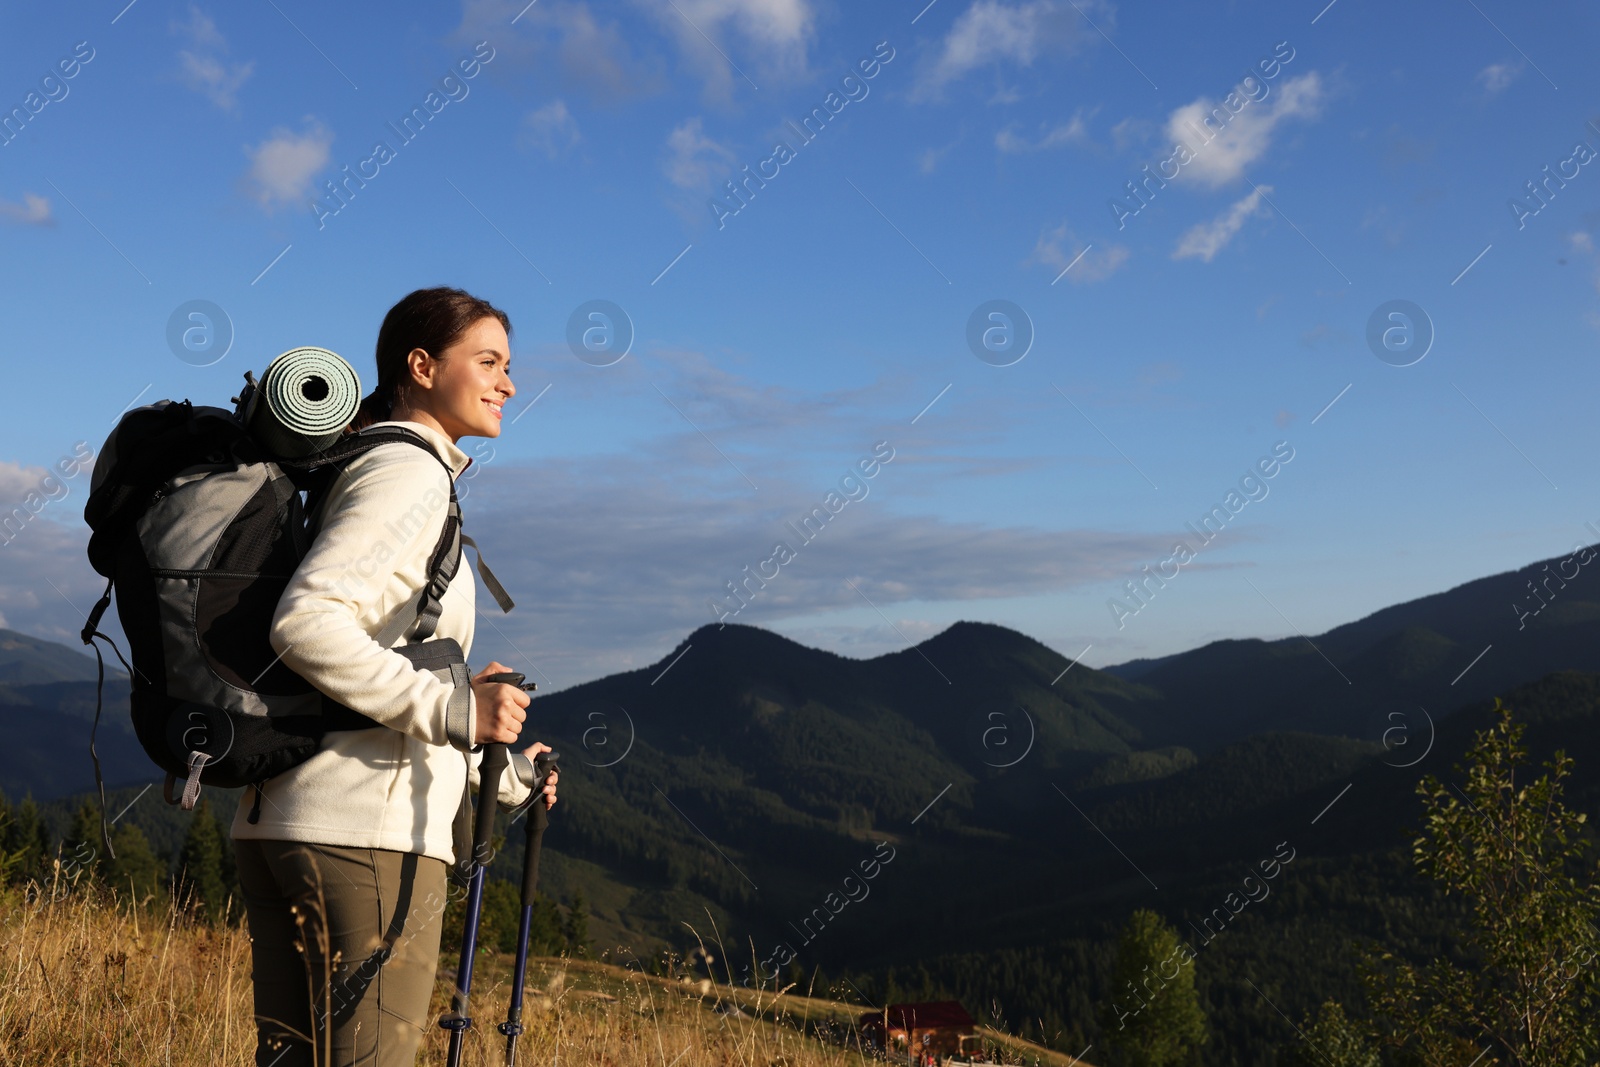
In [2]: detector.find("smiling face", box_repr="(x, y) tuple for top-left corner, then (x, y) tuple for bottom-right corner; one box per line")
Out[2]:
(393, 315), (515, 443)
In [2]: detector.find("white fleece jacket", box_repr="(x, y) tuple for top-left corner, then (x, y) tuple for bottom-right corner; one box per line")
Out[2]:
(229, 419), (535, 864)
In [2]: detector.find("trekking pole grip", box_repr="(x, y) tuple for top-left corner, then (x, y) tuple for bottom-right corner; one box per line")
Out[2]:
(474, 669), (529, 866)
(474, 742), (509, 865)
(521, 752), (557, 902)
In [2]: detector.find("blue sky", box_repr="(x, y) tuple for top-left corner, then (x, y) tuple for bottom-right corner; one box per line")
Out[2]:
(3, 0), (1600, 691)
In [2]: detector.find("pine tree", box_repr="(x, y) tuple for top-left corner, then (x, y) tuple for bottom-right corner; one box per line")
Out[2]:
(0, 791), (21, 886)
(480, 877), (521, 955)
(61, 801), (103, 885)
(1097, 909), (1206, 1067)
(105, 823), (166, 909)
(175, 798), (228, 924)
(3, 794), (51, 886)
(563, 889), (591, 958)
(530, 894), (564, 956)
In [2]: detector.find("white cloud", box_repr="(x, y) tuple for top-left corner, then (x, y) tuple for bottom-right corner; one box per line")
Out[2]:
(1172, 186), (1272, 262)
(641, 0), (814, 99)
(452, 0), (809, 105)
(549, 2), (664, 97)
(174, 3), (224, 49)
(912, 0), (1111, 102)
(479, 471), (1177, 676)
(172, 5), (253, 112)
(1164, 71), (1323, 187)
(995, 107), (1092, 153)
(1028, 220), (1129, 282)
(1110, 116), (1149, 152)
(656, 0), (810, 55)
(0, 193), (53, 226)
(242, 119), (332, 210)
(0, 462), (1173, 690)
(1477, 61), (1520, 95)
(663, 117), (736, 191)
(917, 129), (965, 173)
(453, 0), (665, 102)
(521, 99), (581, 157)
(0, 469), (98, 649)
(179, 52), (254, 112)
(0, 460), (58, 499)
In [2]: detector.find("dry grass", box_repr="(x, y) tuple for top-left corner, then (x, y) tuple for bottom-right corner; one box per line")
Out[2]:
(0, 869), (879, 1067)
(0, 868), (1086, 1067)
(0, 869), (255, 1065)
(424, 951), (876, 1067)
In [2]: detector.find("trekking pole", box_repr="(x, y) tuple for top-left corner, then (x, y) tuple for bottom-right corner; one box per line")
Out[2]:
(499, 744), (559, 1066)
(441, 672), (520, 1067)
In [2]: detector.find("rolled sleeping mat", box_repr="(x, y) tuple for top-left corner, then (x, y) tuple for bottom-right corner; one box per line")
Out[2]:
(246, 347), (362, 459)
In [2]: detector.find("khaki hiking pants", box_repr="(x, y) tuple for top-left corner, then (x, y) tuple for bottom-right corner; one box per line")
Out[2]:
(236, 839), (450, 1067)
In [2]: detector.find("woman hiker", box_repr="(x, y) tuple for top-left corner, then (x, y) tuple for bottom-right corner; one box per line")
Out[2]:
(230, 286), (559, 1066)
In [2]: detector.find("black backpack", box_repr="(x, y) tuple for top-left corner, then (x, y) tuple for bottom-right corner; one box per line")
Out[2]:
(78, 398), (514, 852)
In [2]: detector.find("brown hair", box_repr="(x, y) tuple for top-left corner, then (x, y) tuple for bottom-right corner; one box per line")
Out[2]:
(345, 286), (512, 434)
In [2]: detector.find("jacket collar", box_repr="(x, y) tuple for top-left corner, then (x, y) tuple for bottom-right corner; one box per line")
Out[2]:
(366, 420), (473, 480)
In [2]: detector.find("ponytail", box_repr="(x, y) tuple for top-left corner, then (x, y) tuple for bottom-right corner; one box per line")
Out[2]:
(344, 384), (395, 435)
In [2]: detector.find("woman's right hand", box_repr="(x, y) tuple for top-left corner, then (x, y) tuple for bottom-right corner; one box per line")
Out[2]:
(470, 661), (529, 745)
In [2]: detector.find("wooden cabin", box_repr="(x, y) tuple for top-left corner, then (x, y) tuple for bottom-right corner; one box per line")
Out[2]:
(858, 1001), (981, 1062)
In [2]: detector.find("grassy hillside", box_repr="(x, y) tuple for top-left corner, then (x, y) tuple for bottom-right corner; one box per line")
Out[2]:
(0, 871), (1087, 1067)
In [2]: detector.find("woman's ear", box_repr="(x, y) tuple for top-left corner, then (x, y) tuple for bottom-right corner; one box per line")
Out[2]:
(406, 347), (434, 391)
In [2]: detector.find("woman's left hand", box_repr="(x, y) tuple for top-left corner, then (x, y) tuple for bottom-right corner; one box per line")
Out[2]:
(525, 741), (559, 809)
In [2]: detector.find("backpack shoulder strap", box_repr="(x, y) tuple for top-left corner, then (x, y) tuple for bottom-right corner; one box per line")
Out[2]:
(288, 427), (514, 646)
(405, 481), (514, 643)
(277, 423), (438, 473)
(283, 425), (451, 543)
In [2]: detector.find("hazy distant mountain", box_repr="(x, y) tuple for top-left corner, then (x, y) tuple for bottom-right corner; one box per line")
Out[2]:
(0, 628), (124, 685)
(0, 673), (137, 804)
(1098, 548), (1600, 751)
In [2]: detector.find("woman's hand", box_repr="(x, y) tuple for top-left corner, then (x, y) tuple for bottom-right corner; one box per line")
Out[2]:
(523, 741), (559, 810)
(470, 661), (529, 746)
